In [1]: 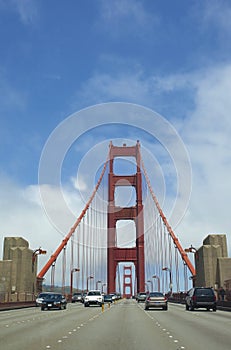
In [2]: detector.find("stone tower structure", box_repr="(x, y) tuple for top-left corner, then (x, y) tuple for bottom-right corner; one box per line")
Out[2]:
(195, 234), (231, 288)
(0, 237), (37, 301)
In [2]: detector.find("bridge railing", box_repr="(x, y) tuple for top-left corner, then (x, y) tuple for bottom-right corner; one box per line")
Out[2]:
(0, 291), (36, 303)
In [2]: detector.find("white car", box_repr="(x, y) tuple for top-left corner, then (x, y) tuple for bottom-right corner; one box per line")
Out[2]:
(84, 290), (104, 307)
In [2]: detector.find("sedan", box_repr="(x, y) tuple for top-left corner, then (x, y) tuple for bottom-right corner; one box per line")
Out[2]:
(41, 293), (67, 311)
(136, 292), (147, 302)
(144, 292), (168, 310)
(71, 292), (82, 303)
(35, 292), (53, 306)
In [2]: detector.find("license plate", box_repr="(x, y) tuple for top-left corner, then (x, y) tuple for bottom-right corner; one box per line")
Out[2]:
(48, 304), (52, 307)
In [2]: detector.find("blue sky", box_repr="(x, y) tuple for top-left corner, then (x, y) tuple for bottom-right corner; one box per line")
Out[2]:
(0, 0), (231, 276)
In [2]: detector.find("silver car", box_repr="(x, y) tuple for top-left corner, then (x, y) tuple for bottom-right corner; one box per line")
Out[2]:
(144, 292), (168, 310)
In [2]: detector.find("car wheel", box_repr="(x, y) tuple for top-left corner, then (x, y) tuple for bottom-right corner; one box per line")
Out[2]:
(145, 306), (148, 310)
(41, 307), (45, 311)
(163, 306), (168, 311)
(186, 304), (189, 311)
(189, 304), (194, 311)
(213, 307), (217, 312)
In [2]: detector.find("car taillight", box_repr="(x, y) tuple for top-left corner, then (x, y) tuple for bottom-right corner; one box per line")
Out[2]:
(192, 295), (196, 302)
(147, 297), (151, 301)
(164, 296), (167, 301)
(213, 295), (216, 301)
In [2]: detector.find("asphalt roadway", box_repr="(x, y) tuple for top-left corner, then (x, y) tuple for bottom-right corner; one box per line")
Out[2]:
(0, 299), (230, 350)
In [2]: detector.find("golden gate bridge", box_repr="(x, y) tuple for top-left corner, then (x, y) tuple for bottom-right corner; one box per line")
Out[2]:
(36, 141), (195, 296)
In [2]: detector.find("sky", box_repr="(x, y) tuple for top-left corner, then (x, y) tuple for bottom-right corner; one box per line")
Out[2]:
(0, 0), (231, 279)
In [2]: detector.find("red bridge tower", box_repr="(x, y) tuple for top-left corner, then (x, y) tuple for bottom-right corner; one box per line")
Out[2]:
(107, 141), (145, 294)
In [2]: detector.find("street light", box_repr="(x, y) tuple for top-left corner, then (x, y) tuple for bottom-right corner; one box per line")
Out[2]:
(152, 275), (160, 292)
(32, 247), (47, 264)
(87, 275), (94, 292)
(162, 267), (172, 294)
(102, 283), (106, 293)
(145, 282), (149, 292)
(96, 280), (102, 290)
(147, 279), (153, 292)
(70, 268), (80, 296)
(185, 245), (197, 286)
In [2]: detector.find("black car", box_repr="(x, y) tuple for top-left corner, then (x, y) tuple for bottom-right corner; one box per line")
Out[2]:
(103, 294), (114, 303)
(185, 287), (217, 311)
(41, 293), (67, 311)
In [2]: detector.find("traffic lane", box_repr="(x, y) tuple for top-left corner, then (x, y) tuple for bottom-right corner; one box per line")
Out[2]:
(139, 302), (231, 350)
(0, 303), (104, 350)
(54, 299), (185, 350)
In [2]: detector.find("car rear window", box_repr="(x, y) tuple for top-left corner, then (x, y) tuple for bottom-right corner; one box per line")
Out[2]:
(149, 292), (164, 297)
(195, 288), (213, 296)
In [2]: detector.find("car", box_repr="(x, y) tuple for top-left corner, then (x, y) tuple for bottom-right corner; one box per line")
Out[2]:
(144, 292), (168, 310)
(41, 293), (67, 311)
(136, 292), (147, 302)
(185, 287), (217, 311)
(84, 290), (104, 307)
(35, 292), (53, 307)
(103, 294), (114, 303)
(71, 292), (82, 303)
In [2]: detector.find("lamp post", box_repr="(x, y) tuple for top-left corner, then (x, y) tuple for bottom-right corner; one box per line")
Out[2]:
(102, 283), (106, 293)
(87, 275), (94, 292)
(96, 280), (102, 290)
(152, 275), (160, 292)
(162, 267), (172, 295)
(147, 279), (153, 292)
(70, 268), (80, 296)
(32, 247), (47, 296)
(184, 245), (197, 286)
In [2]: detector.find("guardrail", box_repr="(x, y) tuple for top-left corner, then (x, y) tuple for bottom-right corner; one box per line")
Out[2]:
(0, 301), (36, 311)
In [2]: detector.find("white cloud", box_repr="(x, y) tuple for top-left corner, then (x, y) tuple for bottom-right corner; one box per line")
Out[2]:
(0, 176), (85, 274)
(1, 62), (231, 286)
(176, 64), (231, 254)
(0, 0), (38, 25)
(100, 0), (153, 24)
(202, 0), (231, 32)
(97, 0), (159, 38)
(72, 64), (231, 256)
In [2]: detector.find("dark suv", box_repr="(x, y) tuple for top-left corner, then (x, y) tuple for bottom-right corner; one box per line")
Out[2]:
(185, 287), (217, 311)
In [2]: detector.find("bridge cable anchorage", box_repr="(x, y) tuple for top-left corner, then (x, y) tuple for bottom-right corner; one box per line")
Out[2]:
(140, 156), (196, 277)
(37, 149), (110, 280)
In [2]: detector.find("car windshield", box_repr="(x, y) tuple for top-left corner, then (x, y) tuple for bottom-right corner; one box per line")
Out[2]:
(38, 293), (48, 298)
(45, 294), (62, 300)
(88, 291), (101, 296)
